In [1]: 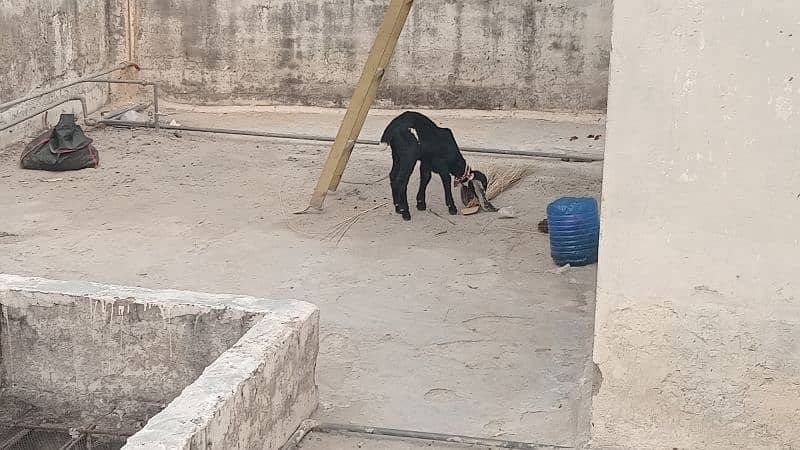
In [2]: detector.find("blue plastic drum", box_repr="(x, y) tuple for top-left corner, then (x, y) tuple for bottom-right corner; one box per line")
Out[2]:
(546, 197), (600, 266)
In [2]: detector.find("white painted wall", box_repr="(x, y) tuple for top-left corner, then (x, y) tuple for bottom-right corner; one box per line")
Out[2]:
(592, 1), (800, 448)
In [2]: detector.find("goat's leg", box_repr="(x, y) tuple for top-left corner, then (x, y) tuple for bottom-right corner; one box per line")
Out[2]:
(395, 161), (415, 221)
(437, 170), (459, 215)
(389, 161), (401, 214)
(416, 163), (432, 211)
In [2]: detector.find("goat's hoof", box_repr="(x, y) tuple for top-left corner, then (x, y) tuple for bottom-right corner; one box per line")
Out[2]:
(401, 210), (411, 221)
(416, 202), (426, 211)
(448, 206), (458, 215)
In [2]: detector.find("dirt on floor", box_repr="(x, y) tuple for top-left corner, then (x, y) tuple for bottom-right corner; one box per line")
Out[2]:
(0, 107), (603, 448)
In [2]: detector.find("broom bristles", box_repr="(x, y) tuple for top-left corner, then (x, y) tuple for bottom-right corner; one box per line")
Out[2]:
(482, 162), (533, 200)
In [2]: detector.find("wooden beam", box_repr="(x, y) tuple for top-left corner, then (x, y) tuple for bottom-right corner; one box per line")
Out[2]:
(308, 0), (414, 210)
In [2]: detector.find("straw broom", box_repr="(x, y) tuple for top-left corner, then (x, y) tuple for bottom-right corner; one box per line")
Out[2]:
(483, 162), (532, 200)
(462, 162), (533, 208)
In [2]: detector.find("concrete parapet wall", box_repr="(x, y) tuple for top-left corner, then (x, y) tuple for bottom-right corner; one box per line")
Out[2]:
(0, 274), (319, 449)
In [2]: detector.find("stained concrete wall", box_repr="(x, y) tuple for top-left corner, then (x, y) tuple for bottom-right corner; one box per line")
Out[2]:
(0, 278), (261, 431)
(592, 1), (800, 449)
(0, 274), (320, 449)
(125, 305), (319, 450)
(1, 0), (612, 146)
(0, 0), (130, 147)
(134, 0), (612, 111)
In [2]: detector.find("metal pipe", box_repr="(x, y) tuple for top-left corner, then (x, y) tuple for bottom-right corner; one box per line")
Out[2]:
(461, 145), (601, 162)
(101, 119), (344, 141)
(0, 96), (92, 133)
(20, 424), (129, 438)
(153, 83), (160, 131)
(101, 102), (152, 121)
(279, 419), (317, 450)
(87, 79), (160, 129)
(98, 120), (603, 162)
(90, 79), (153, 85)
(1, 73), (158, 134)
(0, 62), (139, 113)
(294, 421), (572, 450)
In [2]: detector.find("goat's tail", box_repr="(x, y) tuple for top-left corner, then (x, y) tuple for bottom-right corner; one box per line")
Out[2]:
(380, 124), (394, 147)
(381, 113), (421, 151)
(380, 121), (398, 150)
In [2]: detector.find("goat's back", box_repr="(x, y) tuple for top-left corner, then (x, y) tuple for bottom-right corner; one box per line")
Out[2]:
(381, 111), (440, 144)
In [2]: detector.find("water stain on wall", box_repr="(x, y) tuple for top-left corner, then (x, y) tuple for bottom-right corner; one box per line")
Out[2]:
(138, 0), (611, 111)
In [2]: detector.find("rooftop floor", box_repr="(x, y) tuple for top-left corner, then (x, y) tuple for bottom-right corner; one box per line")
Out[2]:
(0, 106), (603, 447)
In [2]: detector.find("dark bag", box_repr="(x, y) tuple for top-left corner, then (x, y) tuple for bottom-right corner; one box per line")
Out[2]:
(20, 114), (99, 171)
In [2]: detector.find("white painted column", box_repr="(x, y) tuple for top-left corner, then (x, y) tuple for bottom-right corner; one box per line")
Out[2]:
(592, 1), (800, 448)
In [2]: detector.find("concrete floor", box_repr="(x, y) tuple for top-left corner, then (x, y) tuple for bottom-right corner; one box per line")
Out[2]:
(0, 107), (603, 447)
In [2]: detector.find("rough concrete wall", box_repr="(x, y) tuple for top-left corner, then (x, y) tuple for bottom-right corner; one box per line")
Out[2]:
(123, 303), (319, 450)
(0, 291), (260, 422)
(0, 0), (126, 147)
(0, 274), (319, 448)
(135, 0), (612, 111)
(592, 1), (800, 449)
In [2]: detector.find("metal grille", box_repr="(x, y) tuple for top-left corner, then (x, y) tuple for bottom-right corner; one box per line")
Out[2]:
(0, 426), (127, 450)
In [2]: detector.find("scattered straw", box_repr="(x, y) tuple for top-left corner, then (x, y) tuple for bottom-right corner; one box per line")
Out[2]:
(323, 202), (388, 245)
(341, 174), (389, 186)
(428, 209), (457, 226)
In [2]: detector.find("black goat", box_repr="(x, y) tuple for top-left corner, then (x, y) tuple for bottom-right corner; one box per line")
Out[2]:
(380, 111), (496, 221)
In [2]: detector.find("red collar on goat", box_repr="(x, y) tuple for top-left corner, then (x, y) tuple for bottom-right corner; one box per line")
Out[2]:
(454, 165), (475, 187)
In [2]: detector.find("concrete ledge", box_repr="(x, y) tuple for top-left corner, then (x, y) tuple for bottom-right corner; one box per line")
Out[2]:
(0, 274), (319, 450)
(124, 302), (319, 449)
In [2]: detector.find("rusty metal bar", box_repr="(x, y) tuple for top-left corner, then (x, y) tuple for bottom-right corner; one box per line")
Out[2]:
(0, 97), (93, 133)
(2, 79), (160, 133)
(281, 420), (573, 450)
(88, 79), (160, 129)
(0, 62), (138, 113)
(98, 120), (603, 162)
